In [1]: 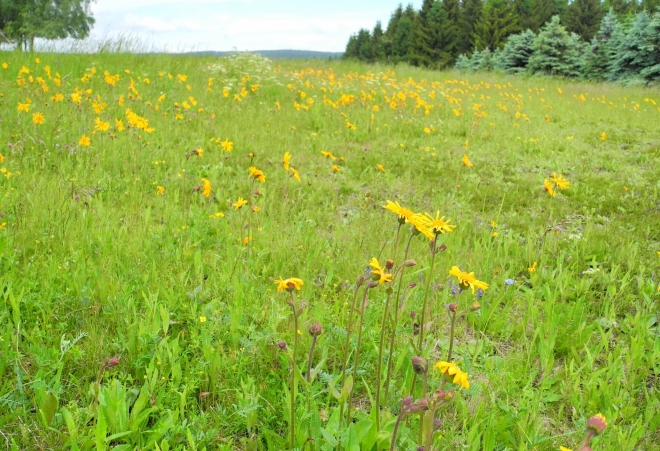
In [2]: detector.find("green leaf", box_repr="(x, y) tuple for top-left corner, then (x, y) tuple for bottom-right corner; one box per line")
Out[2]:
(39, 391), (58, 427)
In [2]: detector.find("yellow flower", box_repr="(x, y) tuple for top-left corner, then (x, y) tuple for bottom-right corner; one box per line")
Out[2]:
(0, 222), (6, 231)
(600, 132), (606, 141)
(220, 139), (233, 152)
(545, 114), (550, 122)
(376, 164), (385, 172)
(369, 258), (392, 285)
(290, 167), (301, 181)
(32, 112), (45, 124)
(449, 266), (489, 294)
(422, 211), (456, 235)
(332, 165), (341, 173)
(320, 150), (337, 161)
(1, 63), (7, 69)
(232, 197), (248, 210)
(559, 447), (573, 451)
(94, 117), (110, 132)
(407, 214), (435, 240)
(550, 172), (570, 190)
(274, 277), (304, 292)
(528, 262), (537, 273)
(199, 316), (207, 323)
(157, 186), (165, 195)
(382, 200), (414, 223)
(252, 206), (260, 212)
(544, 178), (557, 197)
(79, 135), (91, 147)
(248, 166), (266, 183)
(17, 102), (30, 113)
(283, 152), (291, 170)
(201, 178), (212, 197)
(0, 154), (4, 163)
(462, 154), (473, 167)
(435, 361), (470, 389)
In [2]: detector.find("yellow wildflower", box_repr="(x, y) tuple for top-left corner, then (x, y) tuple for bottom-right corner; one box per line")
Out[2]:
(376, 164), (385, 172)
(274, 277), (304, 292)
(369, 258), (392, 285)
(544, 178), (556, 197)
(382, 200), (414, 223)
(550, 172), (570, 190)
(199, 316), (207, 323)
(232, 197), (248, 210)
(249, 166), (266, 183)
(17, 102), (30, 112)
(320, 150), (337, 160)
(422, 211), (456, 235)
(201, 178), (212, 197)
(32, 112), (45, 124)
(528, 262), (537, 273)
(436, 361), (469, 389)
(449, 266), (489, 294)
(600, 132), (606, 141)
(79, 135), (91, 147)
(220, 139), (233, 152)
(290, 167), (301, 182)
(157, 186), (165, 195)
(462, 154), (473, 167)
(332, 165), (341, 173)
(283, 152), (291, 170)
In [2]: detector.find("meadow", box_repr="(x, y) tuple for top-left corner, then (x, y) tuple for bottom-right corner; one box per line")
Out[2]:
(0, 51), (659, 451)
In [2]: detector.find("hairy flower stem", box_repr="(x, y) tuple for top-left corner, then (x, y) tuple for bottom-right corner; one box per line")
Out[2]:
(447, 308), (457, 362)
(347, 286), (372, 426)
(384, 233), (415, 401)
(417, 371), (430, 445)
(375, 286), (395, 430)
(389, 408), (406, 451)
(417, 235), (438, 352)
(290, 292), (299, 450)
(423, 406), (438, 451)
(307, 335), (318, 383)
(339, 284), (363, 429)
(392, 223), (402, 261)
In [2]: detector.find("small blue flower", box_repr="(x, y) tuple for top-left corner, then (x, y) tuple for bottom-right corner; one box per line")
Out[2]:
(475, 288), (484, 299)
(504, 278), (515, 286)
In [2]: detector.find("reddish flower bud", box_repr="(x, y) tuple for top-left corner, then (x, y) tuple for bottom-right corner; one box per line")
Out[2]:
(436, 244), (447, 253)
(470, 301), (481, 311)
(448, 303), (459, 312)
(385, 260), (395, 270)
(586, 414), (607, 436)
(278, 340), (288, 350)
(411, 356), (427, 374)
(404, 259), (417, 267)
(105, 357), (120, 367)
(200, 391), (211, 398)
(368, 281), (379, 288)
(308, 322), (323, 337)
(410, 310), (417, 319)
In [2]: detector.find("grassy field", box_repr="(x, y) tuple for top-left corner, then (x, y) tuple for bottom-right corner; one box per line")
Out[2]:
(0, 51), (659, 451)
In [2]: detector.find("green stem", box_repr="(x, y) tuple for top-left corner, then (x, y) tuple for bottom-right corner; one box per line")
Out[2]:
(384, 233), (414, 402)
(347, 286), (371, 426)
(417, 235), (438, 352)
(447, 308), (457, 362)
(290, 292), (298, 450)
(375, 287), (393, 431)
(339, 283), (363, 430)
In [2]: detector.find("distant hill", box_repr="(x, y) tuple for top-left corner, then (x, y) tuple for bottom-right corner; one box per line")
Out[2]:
(186, 50), (343, 59)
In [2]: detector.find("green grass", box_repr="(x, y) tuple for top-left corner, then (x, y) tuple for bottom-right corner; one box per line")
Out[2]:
(0, 50), (659, 451)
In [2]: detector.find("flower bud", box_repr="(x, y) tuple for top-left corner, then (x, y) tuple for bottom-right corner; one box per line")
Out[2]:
(470, 301), (481, 311)
(436, 244), (447, 253)
(410, 310), (417, 319)
(200, 391), (211, 398)
(444, 391), (454, 401)
(433, 419), (443, 431)
(448, 303), (459, 312)
(404, 259), (417, 267)
(416, 447), (425, 451)
(411, 356), (427, 374)
(407, 281), (417, 289)
(105, 357), (120, 367)
(401, 396), (414, 407)
(586, 413), (607, 436)
(385, 260), (395, 270)
(411, 398), (429, 412)
(278, 340), (288, 350)
(252, 189), (262, 197)
(368, 281), (379, 289)
(308, 322), (323, 337)
(433, 390), (446, 401)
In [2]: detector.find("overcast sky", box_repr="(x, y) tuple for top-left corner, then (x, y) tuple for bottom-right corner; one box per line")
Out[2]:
(90, 0), (423, 53)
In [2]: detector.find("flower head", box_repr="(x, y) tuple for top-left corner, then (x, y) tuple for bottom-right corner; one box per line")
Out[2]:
(249, 166), (266, 183)
(448, 266), (489, 294)
(283, 152), (291, 170)
(320, 150), (337, 161)
(436, 361), (469, 389)
(422, 211), (456, 235)
(407, 214), (435, 240)
(462, 154), (473, 167)
(201, 178), (212, 197)
(586, 413), (607, 435)
(544, 178), (556, 197)
(32, 112), (45, 125)
(550, 172), (570, 190)
(376, 164), (386, 172)
(232, 197), (248, 210)
(274, 277), (304, 292)
(220, 139), (233, 152)
(369, 258), (392, 285)
(383, 200), (414, 224)
(79, 135), (91, 147)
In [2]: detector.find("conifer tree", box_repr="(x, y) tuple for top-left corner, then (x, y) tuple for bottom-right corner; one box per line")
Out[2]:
(531, 0), (568, 31)
(429, 0), (460, 66)
(474, 0), (521, 49)
(603, 0), (638, 15)
(391, 4), (417, 62)
(528, 15), (585, 77)
(495, 29), (537, 71)
(384, 4), (404, 60)
(370, 21), (386, 62)
(457, 0), (483, 54)
(514, 0), (537, 30)
(583, 9), (619, 79)
(563, 0), (605, 41)
(640, 12), (660, 81)
(410, 0), (438, 66)
(609, 11), (654, 83)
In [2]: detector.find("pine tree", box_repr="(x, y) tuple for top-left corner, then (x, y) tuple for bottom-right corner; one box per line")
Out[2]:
(583, 9), (619, 79)
(455, 53), (472, 70)
(429, 0), (459, 66)
(384, 4), (404, 60)
(514, 0), (537, 30)
(495, 29), (537, 72)
(528, 15), (585, 77)
(344, 33), (360, 59)
(562, 0), (605, 41)
(344, 28), (372, 61)
(603, 0), (638, 15)
(640, 12), (660, 81)
(410, 0), (438, 66)
(370, 21), (386, 62)
(531, 0), (568, 31)
(391, 4), (417, 62)
(473, 0), (521, 50)
(457, 0), (483, 54)
(609, 11), (654, 83)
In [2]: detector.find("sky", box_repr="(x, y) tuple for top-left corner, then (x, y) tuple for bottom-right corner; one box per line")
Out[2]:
(90, 0), (422, 53)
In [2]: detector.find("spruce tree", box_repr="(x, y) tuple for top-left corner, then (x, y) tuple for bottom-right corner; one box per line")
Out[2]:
(410, 0), (438, 66)
(391, 4), (417, 62)
(562, 0), (605, 41)
(528, 15), (585, 77)
(384, 4), (404, 60)
(609, 11), (654, 83)
(429, 0), (459, 66)
(603, 0), (638, 15)
(474, 0), (521, 50)
(495, 29), (537, 72)
(531, 0), (568, 31)
(457, 0), (483, 54)
(514, 0), (537, 30)
(583, 9), (619, 79)
(370, 21), (386, 62)
(640, 12), (660, 81)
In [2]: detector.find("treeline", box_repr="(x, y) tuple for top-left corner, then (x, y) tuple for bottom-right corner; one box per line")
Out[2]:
(344, 0), (660, 80)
